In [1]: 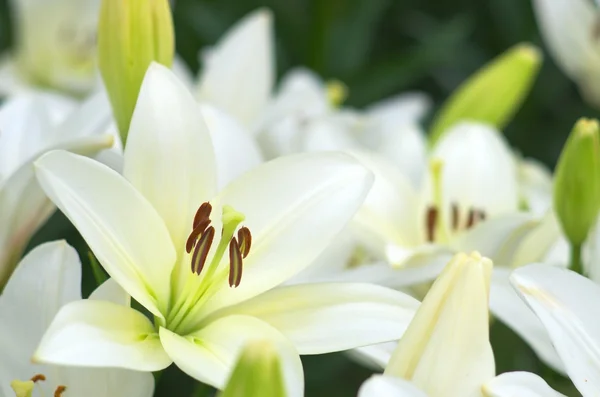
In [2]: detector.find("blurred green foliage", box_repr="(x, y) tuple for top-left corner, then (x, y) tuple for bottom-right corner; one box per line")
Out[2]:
(0, 0), (589, 395)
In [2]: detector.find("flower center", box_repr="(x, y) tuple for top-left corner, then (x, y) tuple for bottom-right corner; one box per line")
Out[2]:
(165, 202), (252, 333)
(11, 374), (66, 397)
(424, 159), (486, 243)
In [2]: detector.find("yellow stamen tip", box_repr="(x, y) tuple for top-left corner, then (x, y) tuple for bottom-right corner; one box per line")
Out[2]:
(325, 80), (348, 108)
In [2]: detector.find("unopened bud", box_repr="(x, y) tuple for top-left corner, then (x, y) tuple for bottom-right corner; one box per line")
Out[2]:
(219, 340), (287, 397)
(429, 43), (542, 146)
(98, 0), (174, 143)
(553, 118), (600, 247)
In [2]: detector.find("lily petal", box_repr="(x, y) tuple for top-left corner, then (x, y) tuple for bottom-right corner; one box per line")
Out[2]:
(159, 315), (302, 391)
(90, 278), (130, 306)
(34, 150), (176, 317)
(351, 149), (422, 252)
(217, 283), (419, 354)
(532, 0), (599, 82)
(197, 9), (274, 128)
(511, 264), (600, 396)
(200, 104), (263, 189)
(451, 213), (540, 268)
(34, 300), (171, 371)
(429, 122), (519, 217)
(350, 342), (396, 370)
(124, 63), (217, 256)
(198, 152), (374, 317)
(482, 371), (566, 397)
(359, 375), (428, 397)
(0, 241), (81, 384)
(517, 158), (553, 216)
(489, 268), (564, 373)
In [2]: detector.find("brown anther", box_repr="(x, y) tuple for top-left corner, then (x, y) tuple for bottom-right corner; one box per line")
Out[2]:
(191, 226), (215, 275)
(466, 209), (476, 228)
(426, 206), (438, 242)
(193, 202), (212, 229)
(54, 385), (67, 397)
(451, 203), (459, 231)
(237, 227), (252, 258)
(478, 210), (487, 222)
(186, 218), (211, 254)
(228, 237), (243, 288)
(30, 374), (46, 383)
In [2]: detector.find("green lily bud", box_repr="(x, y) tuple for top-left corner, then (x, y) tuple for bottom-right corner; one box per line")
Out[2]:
(554, 118), (600, 253)
(219, 340), (287, 397)
(429, 43), (542, 146)
(98, 0), (174, 143)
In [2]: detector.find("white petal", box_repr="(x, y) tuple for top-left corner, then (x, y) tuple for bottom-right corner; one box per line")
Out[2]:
(510, 212), (563, 268)
(489, 268), (564, 373)
(359, 375), (428, 397)
(61, 368), (155, 397)
(34, 300), (171, 371)
(197, 152), (374, 316)
(511, 264), (600, 396)
(0, 54), (29, 96)
(197, 9), (274, 127)
(300, 116), (360, 153)
(34, 150), (176, 317)
(159, 315), (302, 392)
(373, 123), (428, 189)
(124, 63), (217, 254)
(349, 342), (396, 370)
(219, 283), (419, 354)
(90, 278), (130, 306)
(518, 158), (553, 216)
(0, 241), (81, 385)
(429, 122), (519, 216)
(366, 92), (432, 125)
(482, 372), (566, 397)
(200, 104), (263, 189)
(532, 0), (599, 81)
(350, 149), (422, 253)
(451, 213), (540, 267)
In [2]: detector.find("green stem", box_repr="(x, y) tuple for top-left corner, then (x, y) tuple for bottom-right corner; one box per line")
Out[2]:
(569, 243), (584, 275)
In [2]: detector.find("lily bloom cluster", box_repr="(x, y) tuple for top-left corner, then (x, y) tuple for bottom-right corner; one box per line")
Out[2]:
(0, 0), (599, 396)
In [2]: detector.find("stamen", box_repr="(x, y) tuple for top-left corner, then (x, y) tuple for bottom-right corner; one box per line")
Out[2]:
(237, 227), (252, 258)
(229, 237), (243, 288)
(478, 210), (486, 222)
(191, 226), (215, 275)
(451, 203), (459, 231)
(186, 218), (211, 254)
(466, 209), (476, 228)
(193, 202), (212, 229)
(54, 386), (67, 397)
(30, 374), (46, 383)
(426, 206), (438, 242)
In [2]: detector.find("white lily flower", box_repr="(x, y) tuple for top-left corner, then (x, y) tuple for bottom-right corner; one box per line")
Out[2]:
(1, 0), (102, 96)
(358, 252), (564, 397)
(0, 241), (153, 397)
(257, 67), (431, 169)
(310, 122), (544, 289)
(532, 0), (600, 107)
(0, 91), (114, 287)
(196, 8), (274, 129)
(32, 63), (420, 390)
(510, 263), (600, 396)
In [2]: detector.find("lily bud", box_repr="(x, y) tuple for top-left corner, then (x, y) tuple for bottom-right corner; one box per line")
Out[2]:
(97, 0), (174, 143)
(429, 43), (542, 146)
(553, 118), (600, 248)
(385, 252), (495, 396)
(219, 340), (287, 397)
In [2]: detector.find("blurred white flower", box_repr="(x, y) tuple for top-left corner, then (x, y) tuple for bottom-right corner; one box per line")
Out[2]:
(0, 91), (114, 288)
(0, 0), (102, 97)
(358, 252), (564, 397)
(0, 241), (153, 397)
(32, 64), (420, 391)
(532, 0), (600, 107)
(511, 263), (600, 396)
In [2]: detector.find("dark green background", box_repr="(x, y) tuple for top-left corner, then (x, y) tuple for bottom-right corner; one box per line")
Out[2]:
(0, 0), (587, 395)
